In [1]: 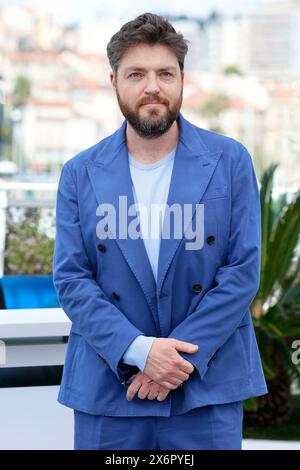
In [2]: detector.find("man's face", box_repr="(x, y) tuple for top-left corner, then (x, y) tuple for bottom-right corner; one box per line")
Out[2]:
(110, 43), (183, 139)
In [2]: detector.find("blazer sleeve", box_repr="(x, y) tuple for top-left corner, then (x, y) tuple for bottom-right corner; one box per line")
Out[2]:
(168, 146), (261, 380)
(53, 162), (144, 383)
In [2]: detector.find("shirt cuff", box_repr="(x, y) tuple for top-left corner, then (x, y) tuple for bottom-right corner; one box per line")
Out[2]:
(122, 335), (156, 372)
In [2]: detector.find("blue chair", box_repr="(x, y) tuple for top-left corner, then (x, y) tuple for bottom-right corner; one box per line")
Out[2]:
(0, 275), (60, 309)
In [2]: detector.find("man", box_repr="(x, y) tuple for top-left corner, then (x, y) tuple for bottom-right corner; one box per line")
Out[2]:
(53, 12), (268, 450)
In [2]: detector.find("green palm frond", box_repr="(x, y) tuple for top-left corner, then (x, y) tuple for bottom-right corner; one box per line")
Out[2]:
(259, 163), (278, 295)
(260, 304), (300, 338)
(262, 191), (300, 299)
(252, 164), (300, 385)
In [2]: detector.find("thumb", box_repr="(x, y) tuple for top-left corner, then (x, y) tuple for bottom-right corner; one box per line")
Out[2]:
(174, 340), (199, 354)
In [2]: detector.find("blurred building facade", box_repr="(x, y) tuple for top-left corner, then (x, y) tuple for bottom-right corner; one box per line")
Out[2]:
(0, 1), (299, 191)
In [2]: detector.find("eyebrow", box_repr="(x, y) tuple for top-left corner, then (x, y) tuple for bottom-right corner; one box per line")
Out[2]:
(124, 66), (178, 74)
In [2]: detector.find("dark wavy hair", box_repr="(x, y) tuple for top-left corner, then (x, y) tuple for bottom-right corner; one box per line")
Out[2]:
(106, 12), (189, 77)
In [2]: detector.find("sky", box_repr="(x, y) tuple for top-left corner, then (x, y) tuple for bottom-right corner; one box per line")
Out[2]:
(0, 0), (272, 25)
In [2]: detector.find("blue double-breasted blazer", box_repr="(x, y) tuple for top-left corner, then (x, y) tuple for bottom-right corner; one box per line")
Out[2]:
(53, 112), (268, 416)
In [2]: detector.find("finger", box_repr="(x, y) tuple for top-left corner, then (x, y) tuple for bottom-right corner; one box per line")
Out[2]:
(147, 387), (160, 400)
(166, 375), (183, 387)
(177, 358), (195, 375)
(157, 390), (169, 401)
(138, 383), (151, 400)
(160, 380), (181, 390)
(157, 373), (183, 388)
(175, 372), (190, 382)
(126, 380), (142, 401)
(174, 341), (199, 354)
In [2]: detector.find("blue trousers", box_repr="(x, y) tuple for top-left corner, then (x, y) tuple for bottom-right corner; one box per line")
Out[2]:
(74, 401), (243, 450)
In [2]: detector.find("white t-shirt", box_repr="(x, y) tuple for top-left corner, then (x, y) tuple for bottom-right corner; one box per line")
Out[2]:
(128, 146), (177, 282)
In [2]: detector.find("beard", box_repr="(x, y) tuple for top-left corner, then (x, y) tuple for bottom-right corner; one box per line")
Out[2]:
(115, 85), (183, 139)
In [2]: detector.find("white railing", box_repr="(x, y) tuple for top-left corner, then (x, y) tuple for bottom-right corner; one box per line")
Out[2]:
(0, 307), (71, 368)
(0, 181), (58, 191)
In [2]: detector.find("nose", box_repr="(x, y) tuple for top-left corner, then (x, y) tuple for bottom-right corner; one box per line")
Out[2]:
(144, 72), (160, 95)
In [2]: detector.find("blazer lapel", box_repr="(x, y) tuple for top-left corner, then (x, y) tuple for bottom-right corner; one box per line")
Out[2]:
(86, 121), (159, 327)
(156, 113), (223, 298)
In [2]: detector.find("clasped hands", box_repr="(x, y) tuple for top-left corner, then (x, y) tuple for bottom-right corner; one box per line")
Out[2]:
(126, 338), (198, 402)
